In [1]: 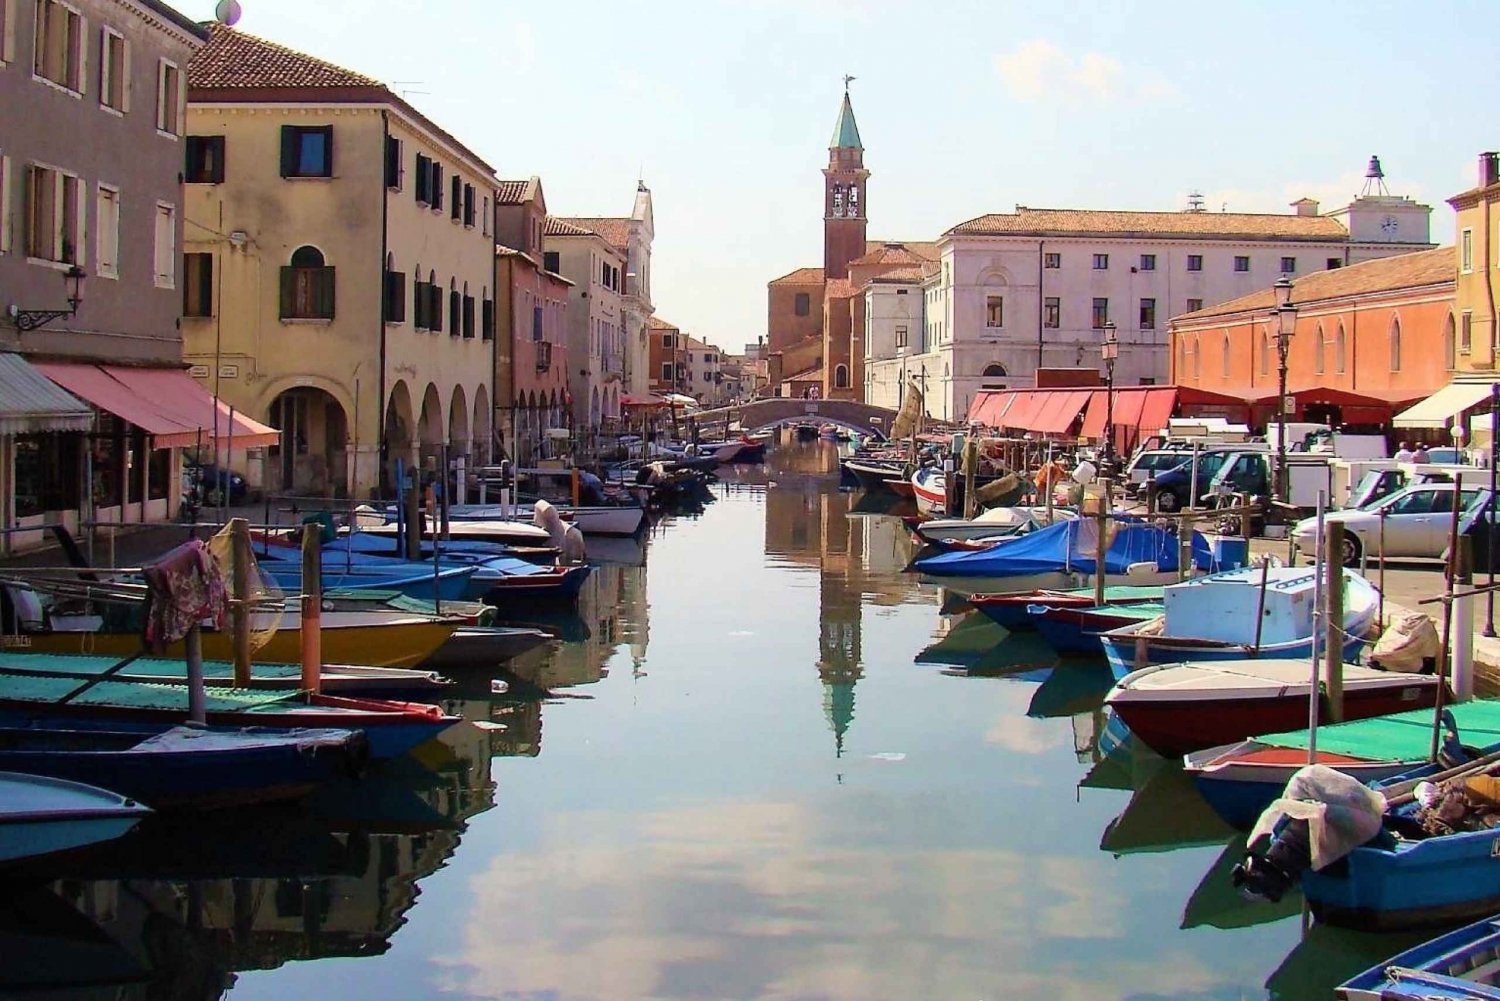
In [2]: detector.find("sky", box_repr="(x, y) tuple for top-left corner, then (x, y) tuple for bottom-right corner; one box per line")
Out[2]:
(179, 0), (1494, 355)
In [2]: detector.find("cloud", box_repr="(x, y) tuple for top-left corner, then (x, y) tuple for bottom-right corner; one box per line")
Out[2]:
(994, 40), (1177, 105)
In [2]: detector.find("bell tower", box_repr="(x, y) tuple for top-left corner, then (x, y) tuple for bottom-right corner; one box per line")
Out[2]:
(823, 78), (869, 281)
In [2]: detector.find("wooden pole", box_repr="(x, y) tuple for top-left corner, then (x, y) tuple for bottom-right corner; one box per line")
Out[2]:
(1252, 554), (1271, 656)
(1432, 478), (1465, 761)
(1093, 482), (1109, 608)
(229, 517), (252, 688)
(403, 466), (420, 561)
(1324, 521), (1345, 723)
(1044, 442), (1054, 525)
(962, 436), (978, 520)
(300, 525), (322, 693)
(439, 444), (451, 542)
(185, 625), (205, 724)
(1378, 506), (1388, 629)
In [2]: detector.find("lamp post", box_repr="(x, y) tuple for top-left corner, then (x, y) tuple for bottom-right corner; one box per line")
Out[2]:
(1271, 277), (1297, 504)
(1101, 320), (1118, 472)
(7, 264), (86, 332)
(1487, 382), (1499, 637)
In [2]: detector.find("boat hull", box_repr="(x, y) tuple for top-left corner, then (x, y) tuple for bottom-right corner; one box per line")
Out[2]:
(0, 772), (150, 863)
(1185, 744), (1412, 830)
(481, 563), (591, 604)
(420, 626), (555, 668)
(1101, 629), (1370, 681)
(1338, 916), (1500, 999)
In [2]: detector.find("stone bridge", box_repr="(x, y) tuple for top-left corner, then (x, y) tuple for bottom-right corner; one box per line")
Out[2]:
(691, 398), (899, 437)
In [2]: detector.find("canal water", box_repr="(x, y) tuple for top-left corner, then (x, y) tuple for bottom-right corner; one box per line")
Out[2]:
(11, 440), (1425, 999)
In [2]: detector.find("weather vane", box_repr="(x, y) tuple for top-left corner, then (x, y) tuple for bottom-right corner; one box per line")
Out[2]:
(843, 74), (855, 91)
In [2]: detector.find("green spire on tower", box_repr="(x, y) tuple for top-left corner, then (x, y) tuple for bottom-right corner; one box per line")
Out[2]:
(830, 80), (862, 150)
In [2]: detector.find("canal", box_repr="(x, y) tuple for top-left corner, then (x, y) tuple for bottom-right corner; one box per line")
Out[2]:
(14, 440), (1420, 999)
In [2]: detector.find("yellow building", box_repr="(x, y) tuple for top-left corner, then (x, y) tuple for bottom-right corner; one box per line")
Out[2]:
(183, 26), (497, 497)
(1449, 152), (1500, 374)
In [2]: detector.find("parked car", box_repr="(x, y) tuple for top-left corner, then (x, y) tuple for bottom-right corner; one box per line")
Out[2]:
(185, 462), (248, 506)
(1146, 451), (1239, 512)
(1292, 482), (1492, 566)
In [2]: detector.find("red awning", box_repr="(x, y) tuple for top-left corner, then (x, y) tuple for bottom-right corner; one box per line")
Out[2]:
(1138, 388), (1177, 440)
(35, 364), (279, 448)
(995, 391), (1044, 432)
(968, 390), (1015, 426)
(1030, 390), (1095, 434)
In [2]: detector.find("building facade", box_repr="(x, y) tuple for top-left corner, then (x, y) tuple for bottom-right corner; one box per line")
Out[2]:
(562, 189), (655, 398)
(646, 315), (681, 396)
(681, 335), (724, 405)
(861, 265), (936, 411)
(545, 218), (625, 429)
(0, 0), (254, 552)
(1449, 152), (1500, 375)
(183, 26), (498, 498)
(495, 178), (571, 465)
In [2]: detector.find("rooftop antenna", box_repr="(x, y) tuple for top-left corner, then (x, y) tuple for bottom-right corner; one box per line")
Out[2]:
(1186, 190), (1205, 213)
(1360, 154), (1390, 196)
(392, 81), (429, 99)
(214, 0), (242, 25)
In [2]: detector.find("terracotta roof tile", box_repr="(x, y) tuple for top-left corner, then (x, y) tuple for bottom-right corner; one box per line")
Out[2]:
(824, 278), (858, 298)
(543, 216), (596, 238)
(558, 217), (631, 251)
(947, 206), (1350, 242)
(1174, 247), (1455, 323)
(770, 267), (825, 285)
(647, 316), (678, 330)
(496, 179), (533, 205)
(868, 239), (940, 260)
(853, 243), (934, 266)
(188, 24), (379, 90)
(869, 265), (937, 282)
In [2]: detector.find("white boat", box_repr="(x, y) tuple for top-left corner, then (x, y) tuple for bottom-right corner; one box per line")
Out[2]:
(912, 466), (946, 515)
(438, 503), (646, 537)
(361, 518), (555, 548)
(914, 506), (1076, 545)
(0, 772), (150, 863)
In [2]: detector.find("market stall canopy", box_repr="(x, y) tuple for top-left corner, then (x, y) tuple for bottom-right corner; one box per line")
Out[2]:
(662, 393), (699, 407)
(34, 363), (279, 448)
(1394, 380), (1497, 429)
(0, 353), (92, 434)
(620, 393), (669, 408)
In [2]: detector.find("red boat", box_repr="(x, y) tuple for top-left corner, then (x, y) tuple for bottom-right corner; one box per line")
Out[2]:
(1104, 658), (1441, 757)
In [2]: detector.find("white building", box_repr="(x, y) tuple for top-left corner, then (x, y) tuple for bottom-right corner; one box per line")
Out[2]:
(880, 176), (1432, 423)
(544, 218), (626, 428)
(562, 185), (655, 397)
(862, 265), (937, 412)
(682, 336), (726, 405)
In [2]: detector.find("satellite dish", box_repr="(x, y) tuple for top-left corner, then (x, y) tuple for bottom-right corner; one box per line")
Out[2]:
(214, 0), (242, 25)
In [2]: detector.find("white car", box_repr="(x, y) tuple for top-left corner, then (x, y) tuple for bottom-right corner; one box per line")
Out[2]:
(1292, 482), (1492, 566)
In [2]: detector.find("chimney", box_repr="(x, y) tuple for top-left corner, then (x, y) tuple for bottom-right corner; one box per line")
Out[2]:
(1290, 197), (1320, 217)
(1481, 152), (1500, 188)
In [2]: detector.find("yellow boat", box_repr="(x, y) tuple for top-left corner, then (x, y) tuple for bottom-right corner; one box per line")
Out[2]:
(5, 614), (457, 669)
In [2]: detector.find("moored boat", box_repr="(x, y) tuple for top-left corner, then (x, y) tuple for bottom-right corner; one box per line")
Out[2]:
(0, 772), (150, 863)
(1338, 915), (1500, 999)
(969, 585), (1164, 630)
(911, 466), (946, 515)
(1030, 601), (1166, 655)
(844, 458), (907, 493)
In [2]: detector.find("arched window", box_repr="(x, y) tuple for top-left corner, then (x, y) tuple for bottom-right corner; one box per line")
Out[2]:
(1177, 334), (1187, 378)
(413, 262), (425, 330)
(280, 245), (334, 320)
(982, 363), (1007, 377)
(1390, 316), (1402, 372)
(1335, 323), (1347, 374)
(448, 279), (460, 338)
(1259, 329), (1270, 378)
(833, 364), (850, 389)
(1313, 324), (1325, 374)
(1444, 314), (1457, 371)
(1222, 332), (1231, 378)
(1192, 335), (1201, 379)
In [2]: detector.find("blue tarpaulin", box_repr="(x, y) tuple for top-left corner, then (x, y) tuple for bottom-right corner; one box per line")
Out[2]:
(914, 519), (1211, 579)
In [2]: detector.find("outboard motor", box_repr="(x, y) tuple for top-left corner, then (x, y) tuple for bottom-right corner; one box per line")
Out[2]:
(1231, 818), (1313, 902)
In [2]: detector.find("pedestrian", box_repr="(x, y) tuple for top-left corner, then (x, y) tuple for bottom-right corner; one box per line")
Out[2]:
(1393, 441), (1414, 462)
(1411, 443), (1431, 463)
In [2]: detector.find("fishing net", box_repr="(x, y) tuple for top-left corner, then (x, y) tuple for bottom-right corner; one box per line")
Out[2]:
(206, 523), (283, 653)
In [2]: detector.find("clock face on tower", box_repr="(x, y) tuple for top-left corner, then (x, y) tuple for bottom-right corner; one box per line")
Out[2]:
(1380, 215), (1399, 235)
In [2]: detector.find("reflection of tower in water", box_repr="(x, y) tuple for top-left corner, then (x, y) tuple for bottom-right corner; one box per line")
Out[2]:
(817, 484), (864, 758)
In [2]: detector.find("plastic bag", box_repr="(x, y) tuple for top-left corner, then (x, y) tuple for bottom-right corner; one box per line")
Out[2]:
(1368, 609), (1440, 674)
(1247, 764), (1386, 871)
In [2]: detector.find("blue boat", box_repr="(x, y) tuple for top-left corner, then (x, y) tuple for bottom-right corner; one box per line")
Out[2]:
(968, 586), (1164, 630)
(1339, 915), (1500, 998)
(1099, 564), (1380, 680)
(0, 723), (365, 810)
(261, 558), (475, 601)
(0, 771), (151, 864)
(1029, 601), (1165, 655)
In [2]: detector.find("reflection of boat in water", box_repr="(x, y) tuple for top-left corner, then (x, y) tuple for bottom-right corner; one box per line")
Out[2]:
(913, 612), (1007, 668)
(1180, 834), (1301, 931)
(0, 883), (150, 996)
(1025, 661), (1115, 719)
(1098, 762), (1236, 856)
(1265, 923), (1433, 1001)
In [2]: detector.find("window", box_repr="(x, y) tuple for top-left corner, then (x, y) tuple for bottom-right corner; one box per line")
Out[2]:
(543, 251), (559, 272)
(427, 273), (442, 332)
(794, 292), (810, 316)
(1092, 253), (1109, 270)
(156, 60), (181, 135)
(1280, 256), (1296, 274)
(182, 252), (212, 317)
(414, 153), (430, 203)
(0, 158), (11, 254)
(1260, 329), (1270, 377)
(895, 325), (907, 348)
(1462, 312), (1473, 355)
(1091, 297), (1108, 329)
(1139, 254), (1156, 271)
(450, 174), (461, 221)
(532, 304), (542, 341)
(412, 269), (427, 329)
(430, 162), (444, 211)
(1314, 324), (1325, 374)
(24, 164), (80, 263)
(1445, 314), (1457, 370)
(1222, 334), (1231, 377)
(95, 183), (118, 276)
(279, 245), (334, 320)
(834, 364), (850, 389)
(1044, 296), (1060, 329)
(481, 296), (494, 340)
(279, 125), (333, 178)
(1043, 252), (1060, 269)
(99, 27), (127, 111)
(152, 202), (174, 286)
(661, 333), (673, 348)
(1233, 255), (1250, 273)
(1462, 229), (1474, 272)
(462, 289), (475, 338)
(1187, 255), (1203, 272)
(1139, 297), (1156, 330)
(448, 281), (460, 337)
(1186, 297), (1203, 313)
(383, 259), (405, 323)
(33, 0), (82, 92)
(661, 362), (673, 382)
(184, 136), (225, 184)
(1390, 317), (1402, 372)
(462, 183), (475, 227)
(985, 295), (1003, 328)
(384, 135), (401, 190)
(1326, 257), (1342, 270)
(482, 197), (490, 236)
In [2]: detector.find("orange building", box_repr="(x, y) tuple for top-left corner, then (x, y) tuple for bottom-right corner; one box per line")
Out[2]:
(1167, 248), (1455, 431)
(646, 316), (682, 396)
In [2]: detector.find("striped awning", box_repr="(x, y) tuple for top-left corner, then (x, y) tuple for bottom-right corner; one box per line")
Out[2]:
(0, 353), (92, 435)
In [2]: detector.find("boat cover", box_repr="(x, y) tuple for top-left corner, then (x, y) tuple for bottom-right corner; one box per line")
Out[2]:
(914, 519), (1209, 578)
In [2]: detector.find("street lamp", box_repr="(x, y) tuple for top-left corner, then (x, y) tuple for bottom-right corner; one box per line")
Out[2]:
(8, 264), (86, 332)
(1100, 320), (1118, 471)
(1271, 276), (1298, 504)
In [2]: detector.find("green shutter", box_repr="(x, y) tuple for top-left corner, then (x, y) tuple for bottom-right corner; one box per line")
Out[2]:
(278, 266), (295, 317)
(317, 268), (336, 318)
(321, 126), (334, 177)
(279, 126), (297, 177)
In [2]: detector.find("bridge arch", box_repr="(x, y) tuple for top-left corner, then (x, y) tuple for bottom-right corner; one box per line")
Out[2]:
(691, 398), (899, 439)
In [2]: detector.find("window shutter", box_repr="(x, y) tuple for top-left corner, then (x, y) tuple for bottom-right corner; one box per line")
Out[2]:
(414, 155), (429, 202)
(316, 267), (336, 318)
(482, 299), (494, 340)
(449, 290), (460, 335)
(432, 164), (443, 210)
(429, 286), (442, 332)
(463, 295), (475, 338)
(278, 266), (295, 317)
(463, 184), (474, 226)
(450, 175), (460, 220)
(384, 136), (400, 189)
(320, 126), (334, 176)
(279, 126), (297, 177)
(213, 137), (226, 184)
(413, 277), (425, 328)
